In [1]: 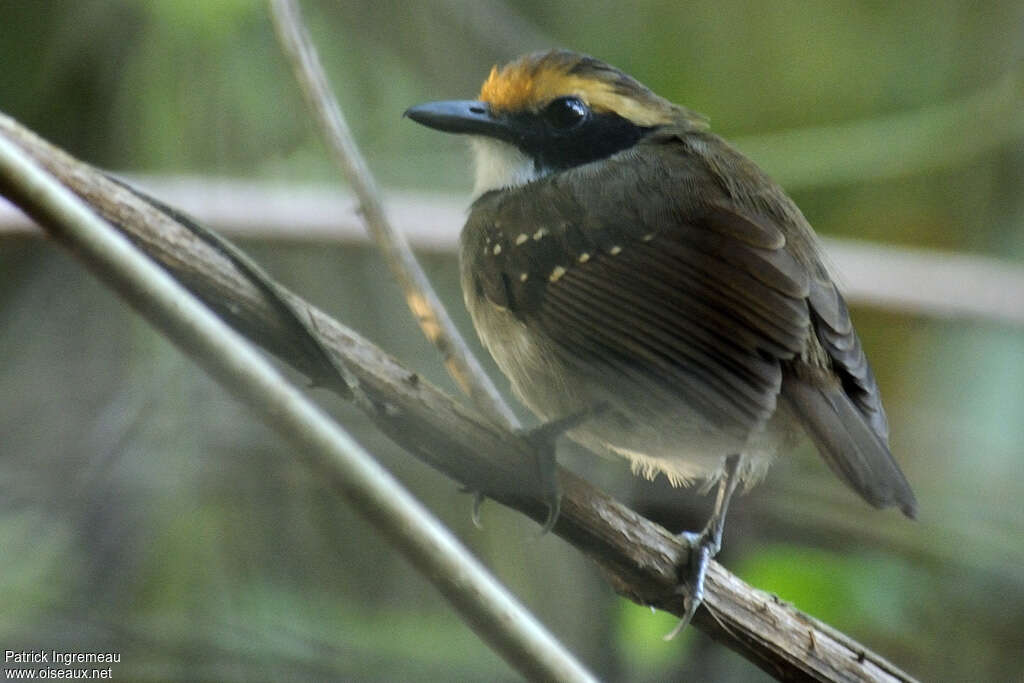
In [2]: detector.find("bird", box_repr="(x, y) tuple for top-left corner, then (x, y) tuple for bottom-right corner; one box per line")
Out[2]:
(405, 49), (917, 631)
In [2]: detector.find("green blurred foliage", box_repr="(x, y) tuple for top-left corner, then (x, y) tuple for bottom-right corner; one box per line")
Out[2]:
(1, 1), (1022, 681)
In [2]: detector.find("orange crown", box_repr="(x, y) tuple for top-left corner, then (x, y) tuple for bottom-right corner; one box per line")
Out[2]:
(478, 50), (681, 127)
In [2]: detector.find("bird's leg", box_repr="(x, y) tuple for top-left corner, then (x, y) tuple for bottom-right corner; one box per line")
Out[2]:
(466, 404), (606, 533)
(666, 453), (742, 640)
(519, 405), (608, 533)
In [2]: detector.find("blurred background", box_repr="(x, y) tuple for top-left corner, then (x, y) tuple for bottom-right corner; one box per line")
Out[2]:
(1, 1), (1022, 680)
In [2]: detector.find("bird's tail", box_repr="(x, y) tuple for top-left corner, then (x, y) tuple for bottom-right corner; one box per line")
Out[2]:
(782, 378), (918, 518)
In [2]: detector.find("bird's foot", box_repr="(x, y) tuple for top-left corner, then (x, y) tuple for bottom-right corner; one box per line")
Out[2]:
(664, 453), (740, 638)
(519, 403), (609, 534)
(517, 420), (568, 535)
(458, 417), (569, 533)
(664, 528), (720, 640)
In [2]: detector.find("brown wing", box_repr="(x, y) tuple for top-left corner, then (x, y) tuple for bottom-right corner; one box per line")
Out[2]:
(807, 280), (890, 441)
(464, 134), (917, 515)
(463, 144), (811, 440)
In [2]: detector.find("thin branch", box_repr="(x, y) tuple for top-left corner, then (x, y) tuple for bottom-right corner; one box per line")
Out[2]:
(267, 0), (519, 429)
(0, 123), (596, 683)
(6, 177), (1022, 328)
(0, 112), (919, 683)
(820, 238), (1024, 327)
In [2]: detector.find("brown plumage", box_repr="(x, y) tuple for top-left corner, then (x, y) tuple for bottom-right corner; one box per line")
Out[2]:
(408, 49), (916, 517)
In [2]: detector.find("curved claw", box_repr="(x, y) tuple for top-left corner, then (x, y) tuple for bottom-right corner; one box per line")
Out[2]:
(663, 610), (694, 642)
(523, 404), (607, 535)
(664, 454), (741, 639)
(457, 486), (488, 529)
(471, 491), (487, 529)
(535, 488), (561, 538)
(529, 444), (560, 536)
(520, 424), (565, 535)
(664, 531), (713, 640)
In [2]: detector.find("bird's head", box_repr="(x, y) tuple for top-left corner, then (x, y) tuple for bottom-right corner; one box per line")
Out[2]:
(405, 50), (706, 196)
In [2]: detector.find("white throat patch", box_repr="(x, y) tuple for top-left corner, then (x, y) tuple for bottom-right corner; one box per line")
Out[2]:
(470, 137), (542, 196)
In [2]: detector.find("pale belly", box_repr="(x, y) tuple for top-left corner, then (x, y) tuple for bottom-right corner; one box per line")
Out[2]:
(468, 295), (793, 489)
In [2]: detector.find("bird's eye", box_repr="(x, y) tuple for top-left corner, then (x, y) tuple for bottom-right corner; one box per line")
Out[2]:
(543, 97), (588, 129)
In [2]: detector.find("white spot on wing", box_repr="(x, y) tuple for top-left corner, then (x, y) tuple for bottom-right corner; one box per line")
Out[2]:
(549, 266), (566, 282)
(515, 234), (528, 245)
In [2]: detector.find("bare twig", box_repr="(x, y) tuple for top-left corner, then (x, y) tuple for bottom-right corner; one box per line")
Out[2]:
(0, 112), (919, 683)
(0, 123), (597, 683)
(6, 177), (1021, 328)
(822, 238), (1024, 327)
(267, 0), (519, 429)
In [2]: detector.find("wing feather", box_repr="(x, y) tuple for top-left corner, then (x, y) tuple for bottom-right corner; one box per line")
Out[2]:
(463, 134), (914, 515)
(464, 148), (812, 438)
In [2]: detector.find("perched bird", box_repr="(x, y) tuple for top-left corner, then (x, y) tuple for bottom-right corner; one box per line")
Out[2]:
(405, 49), (916, 629)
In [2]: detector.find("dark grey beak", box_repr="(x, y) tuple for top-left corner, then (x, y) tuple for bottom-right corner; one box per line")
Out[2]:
(404, 100), (514, 141)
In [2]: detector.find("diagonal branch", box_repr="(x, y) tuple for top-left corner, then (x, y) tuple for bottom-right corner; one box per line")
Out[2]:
(0, 112), (918, 683)
(0, 129), (596, 683)
(268, 0), (519, 429)
(5, 178), (1024, 328)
